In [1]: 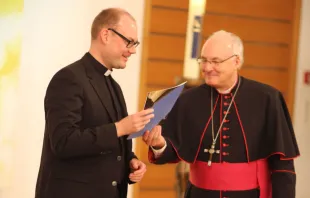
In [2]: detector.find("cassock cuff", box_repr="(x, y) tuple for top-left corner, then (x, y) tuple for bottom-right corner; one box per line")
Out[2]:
(150, 140), (167, 158)
(271, 170), (296, 174)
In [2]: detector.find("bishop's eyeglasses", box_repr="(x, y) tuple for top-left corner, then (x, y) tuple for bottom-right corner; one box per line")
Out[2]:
(197, 54), (237, 66)
(108, 28), (140, 48)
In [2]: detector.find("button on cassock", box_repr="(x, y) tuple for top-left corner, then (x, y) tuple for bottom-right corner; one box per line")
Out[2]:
(117, 156), (122, 161)
(112, 181), (117, 186)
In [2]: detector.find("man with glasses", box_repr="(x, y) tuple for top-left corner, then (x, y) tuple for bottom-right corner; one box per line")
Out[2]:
(142, 30), (300, 198)
(35, 8), (152, 198)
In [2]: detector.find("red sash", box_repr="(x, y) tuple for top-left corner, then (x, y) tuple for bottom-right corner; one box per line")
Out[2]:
(189, 159), (272, 198)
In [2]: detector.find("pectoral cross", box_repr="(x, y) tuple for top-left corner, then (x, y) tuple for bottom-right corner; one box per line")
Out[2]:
(204, 144), (220, 166)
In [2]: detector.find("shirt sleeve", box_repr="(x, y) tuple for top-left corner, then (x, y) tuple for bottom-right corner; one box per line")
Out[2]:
(150, 140), (167, 158)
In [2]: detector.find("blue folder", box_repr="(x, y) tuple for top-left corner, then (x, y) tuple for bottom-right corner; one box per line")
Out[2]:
(127, 82), (186, 139)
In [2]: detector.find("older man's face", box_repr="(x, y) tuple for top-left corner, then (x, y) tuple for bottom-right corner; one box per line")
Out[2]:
(199, 37), (239, 89)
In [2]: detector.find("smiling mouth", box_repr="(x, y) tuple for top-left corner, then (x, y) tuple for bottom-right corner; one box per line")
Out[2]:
(203, 72), (218, 76)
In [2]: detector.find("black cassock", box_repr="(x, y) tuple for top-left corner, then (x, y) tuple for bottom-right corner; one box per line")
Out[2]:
(149, 76), (300, 198)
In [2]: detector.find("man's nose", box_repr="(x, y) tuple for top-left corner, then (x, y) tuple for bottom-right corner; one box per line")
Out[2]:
(202, 62), (213, 71)
(129, 46), (136, 54)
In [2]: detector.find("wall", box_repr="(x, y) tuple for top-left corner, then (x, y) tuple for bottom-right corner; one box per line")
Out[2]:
(294, 0), (310, 197)
(135, 0), (190, 197)
(0, 1), (23, 197)
(201, 0), (299, 114)
(3, 0), (145, 198)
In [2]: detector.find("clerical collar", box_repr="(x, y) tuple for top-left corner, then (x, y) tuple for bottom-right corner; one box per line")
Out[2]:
(216, 76), (239, 94)
(86, 52), (112, 76)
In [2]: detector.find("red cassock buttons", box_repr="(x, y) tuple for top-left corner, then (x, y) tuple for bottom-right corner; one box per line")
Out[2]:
(223, 111), (229, 115)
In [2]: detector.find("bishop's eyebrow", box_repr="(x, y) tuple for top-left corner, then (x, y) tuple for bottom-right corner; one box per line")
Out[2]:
(211, 57), (221, 61)
(200, 56), (220, 60)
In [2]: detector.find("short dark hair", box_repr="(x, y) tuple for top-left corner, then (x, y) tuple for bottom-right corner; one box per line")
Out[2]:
(91, 8), (135, 40)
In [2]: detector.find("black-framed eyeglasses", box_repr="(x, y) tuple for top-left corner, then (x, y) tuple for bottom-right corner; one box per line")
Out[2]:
(108, 28), (140, 48)
(197, 54), (237, 66)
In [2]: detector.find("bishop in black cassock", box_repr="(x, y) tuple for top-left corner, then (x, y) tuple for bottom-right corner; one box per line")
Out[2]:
(143, 30), (300, 198)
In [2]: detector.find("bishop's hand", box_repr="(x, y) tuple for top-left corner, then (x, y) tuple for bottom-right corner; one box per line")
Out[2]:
(142, 125), (166, 149)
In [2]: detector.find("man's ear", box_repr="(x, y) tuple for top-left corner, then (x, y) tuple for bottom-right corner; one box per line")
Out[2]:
(235, 55), (242, 70)
(99, 28), (109, 44)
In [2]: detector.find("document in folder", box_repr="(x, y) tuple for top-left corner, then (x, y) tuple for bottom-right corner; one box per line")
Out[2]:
(127, 82), (186, 139)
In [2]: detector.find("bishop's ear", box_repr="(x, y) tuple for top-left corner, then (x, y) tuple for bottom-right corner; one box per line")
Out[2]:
(235, 55), (242, 70)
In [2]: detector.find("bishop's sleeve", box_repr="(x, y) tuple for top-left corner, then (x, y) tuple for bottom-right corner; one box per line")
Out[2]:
(265, 91), (300, 198)
(148, 138), (180, 164)
(148, 97), (185, 164)
(268, 155), (296, 198)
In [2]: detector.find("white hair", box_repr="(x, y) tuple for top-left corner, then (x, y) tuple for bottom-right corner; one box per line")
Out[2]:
(207, 30), (244, 66)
